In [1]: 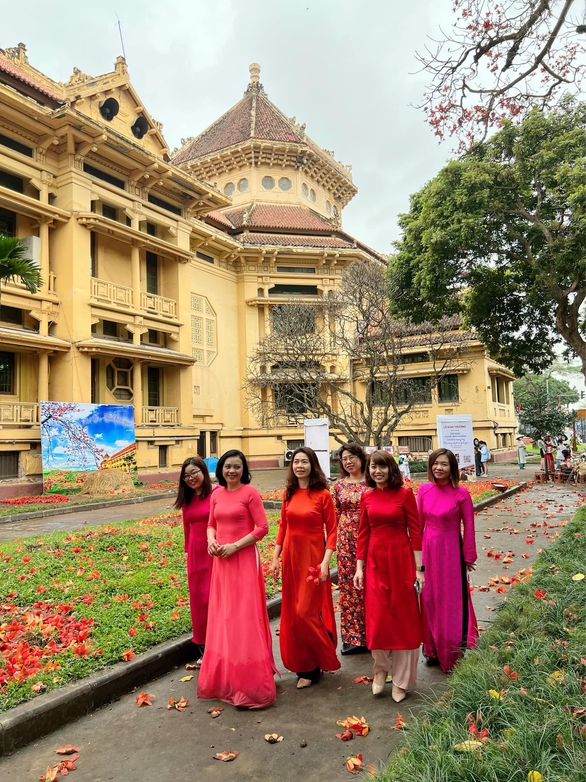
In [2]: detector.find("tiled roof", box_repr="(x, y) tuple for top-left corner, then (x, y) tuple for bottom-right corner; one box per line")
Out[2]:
(207, 203), (335, 233)
(172, 80), (351, 182)
(239, 233), (354, 249)
(0, 52), (62, 102)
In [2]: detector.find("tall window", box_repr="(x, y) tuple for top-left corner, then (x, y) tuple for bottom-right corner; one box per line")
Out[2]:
(0, 207), (16, 236)
(398, 436), (433, 452)
(396, 376), (432, 405)
(190, 294), (217, 365)
(90, 232), (97, 277)
(0, 352), (15, 394)
(274, 383), (316, 415)
(438, 374), (459, 403)
(146, 252), (158, 294)
(147, 367), (161, 406)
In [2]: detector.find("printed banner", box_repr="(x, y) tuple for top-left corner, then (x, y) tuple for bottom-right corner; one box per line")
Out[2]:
(40, 402), (136, 493)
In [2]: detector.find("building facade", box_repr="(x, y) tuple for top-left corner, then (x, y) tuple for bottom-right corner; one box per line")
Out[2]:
(0, 46), (516, 484)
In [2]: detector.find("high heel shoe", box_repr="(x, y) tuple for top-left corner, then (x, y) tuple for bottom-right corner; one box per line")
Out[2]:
(372, 670), (386, 696)
(297, 677), (313, 689)
(391, 683), (406, 703)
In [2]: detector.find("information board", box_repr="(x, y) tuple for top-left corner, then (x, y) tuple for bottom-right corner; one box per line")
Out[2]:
(436, 414), (475, 469)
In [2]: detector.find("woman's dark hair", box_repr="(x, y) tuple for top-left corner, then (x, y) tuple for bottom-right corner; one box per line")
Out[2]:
(215, 449), (251, 487)
(338, 441), (367, 478)
(173, 456), (212, 508)
(285, 446), (328, 501)
(427, 448), (460, 488)
(473, 438), (480, 446)
(365, 450), (403, 489)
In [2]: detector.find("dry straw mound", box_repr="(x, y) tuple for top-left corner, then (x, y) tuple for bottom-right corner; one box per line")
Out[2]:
(80, 469), (135, 495)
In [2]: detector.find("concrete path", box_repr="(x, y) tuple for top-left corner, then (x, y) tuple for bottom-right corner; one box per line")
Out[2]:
(0, 477), (581, 781)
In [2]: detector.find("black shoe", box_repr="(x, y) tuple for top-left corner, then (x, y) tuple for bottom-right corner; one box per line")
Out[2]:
(341, 643), (369, 656)
(424, 655), (440, 667)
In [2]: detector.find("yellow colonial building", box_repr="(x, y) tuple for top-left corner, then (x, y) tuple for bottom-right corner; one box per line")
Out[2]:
(0, 44), (517, 485)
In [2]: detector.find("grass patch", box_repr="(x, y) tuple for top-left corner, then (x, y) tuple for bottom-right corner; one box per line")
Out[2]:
(375, 509), (586, 782)
(0, 511), (281, 712)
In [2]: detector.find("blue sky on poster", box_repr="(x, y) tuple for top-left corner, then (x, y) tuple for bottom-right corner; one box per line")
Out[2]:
(2, 0), (456, 254)
(40, 404), (135, 471)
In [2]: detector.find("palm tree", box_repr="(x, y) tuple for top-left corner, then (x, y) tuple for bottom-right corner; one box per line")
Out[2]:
(0, 235), (43, 303)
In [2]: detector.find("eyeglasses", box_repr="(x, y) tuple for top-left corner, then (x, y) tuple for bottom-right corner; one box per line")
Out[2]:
(184, 471), (202, 481)
(341, 456), (358, 463)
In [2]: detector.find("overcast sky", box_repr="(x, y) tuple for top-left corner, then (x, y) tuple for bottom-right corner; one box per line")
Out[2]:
(4, 0), (456, 254)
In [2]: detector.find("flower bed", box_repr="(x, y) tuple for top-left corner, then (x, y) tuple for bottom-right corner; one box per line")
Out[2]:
(1, 495), (70, 506)
(0, 511), (281, 712)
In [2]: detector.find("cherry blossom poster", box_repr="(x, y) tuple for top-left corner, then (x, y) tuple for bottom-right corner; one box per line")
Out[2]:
(40, 402), (137, 493)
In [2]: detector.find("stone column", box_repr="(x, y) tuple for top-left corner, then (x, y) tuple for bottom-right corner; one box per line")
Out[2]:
(133, 360), (143, 426)
(38, 352), (49, 403)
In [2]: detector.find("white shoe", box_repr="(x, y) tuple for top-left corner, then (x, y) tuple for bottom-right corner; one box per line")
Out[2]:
(372, 671), (386, 696)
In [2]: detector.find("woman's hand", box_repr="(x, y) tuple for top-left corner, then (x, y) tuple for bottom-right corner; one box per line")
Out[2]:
(218, 542), (239, 558)
(207, 539), (221, 557)
(416, 570), (425, 592)
(271, 558), (280, 580)
(353, 567), (364, 591)
(465, 561), (476, 572)
(319, 560), (329, 582)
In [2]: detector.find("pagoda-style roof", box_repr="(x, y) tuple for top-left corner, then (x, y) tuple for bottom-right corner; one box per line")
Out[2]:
(173, 64), (357, 207)
(205, 202), (385, 261)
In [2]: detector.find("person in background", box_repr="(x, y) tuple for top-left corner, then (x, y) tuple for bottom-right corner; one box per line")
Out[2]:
(173, 457), (215, 666)
(544, 438), (555, 475)
(272, 446), (340, 688)
(479, 441), (490, 475)
(417, 449), (478, 672)
(354, 450), (423, 703)
(516, 437), (527, 470)
(333, 442), (369, 656)
(473, 438), (482, 477)
(197, 450), (278, 709)
(536, 435), (546, 470)
(398, 454), (411, 481)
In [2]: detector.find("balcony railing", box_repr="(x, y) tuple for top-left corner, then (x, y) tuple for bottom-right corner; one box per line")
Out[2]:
(140, 292), (177, 319)
(90, 278), (132, 308)
(142, 406), (179, 425)
(0, 402), (39, 425)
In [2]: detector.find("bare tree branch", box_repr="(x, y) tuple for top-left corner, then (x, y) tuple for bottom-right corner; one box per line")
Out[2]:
(243, 262), (475, 447)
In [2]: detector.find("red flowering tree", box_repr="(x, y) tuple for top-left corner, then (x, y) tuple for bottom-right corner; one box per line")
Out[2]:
(419, 0), (586, 148)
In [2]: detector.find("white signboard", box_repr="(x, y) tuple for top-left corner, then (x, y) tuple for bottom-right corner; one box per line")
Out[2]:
(436, 414), (475, 469)
(304, 418), (330, 478)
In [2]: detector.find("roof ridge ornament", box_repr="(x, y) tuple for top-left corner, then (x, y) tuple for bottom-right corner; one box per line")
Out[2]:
(246, 62), (265, 95)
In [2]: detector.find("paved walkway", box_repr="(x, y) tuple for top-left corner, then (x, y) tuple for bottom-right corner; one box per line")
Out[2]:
(0, 475), (581, 781)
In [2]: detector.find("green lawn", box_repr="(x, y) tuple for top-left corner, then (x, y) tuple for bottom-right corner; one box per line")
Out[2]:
(0, 511), (281, 712)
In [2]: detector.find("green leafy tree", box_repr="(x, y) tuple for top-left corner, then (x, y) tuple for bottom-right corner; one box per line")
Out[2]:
(0, 235), (43, 303)
(514, 374), (578, 436)
(389, 99), (586, 381)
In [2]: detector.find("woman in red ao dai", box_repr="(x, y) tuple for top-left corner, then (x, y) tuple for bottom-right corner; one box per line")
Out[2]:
(354, 450), (424, 703)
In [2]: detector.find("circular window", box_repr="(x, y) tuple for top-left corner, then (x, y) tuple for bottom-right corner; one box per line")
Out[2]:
(224, 182), (235, 197)
(238, 178), (249, 192)
(261, 176), (275, 190)
(301, 183), (308, 197)
(309, 189), (316, 203)
(325, 200), (331, 214)
(333, 205), (339, 218)
(278, 177), (292, 191)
